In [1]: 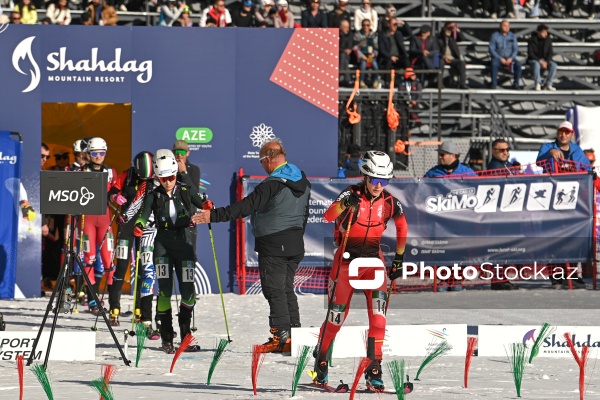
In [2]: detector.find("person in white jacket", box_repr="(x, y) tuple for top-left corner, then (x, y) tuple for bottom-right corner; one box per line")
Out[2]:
(46, 0), (71, 25)
(200, 0), (232, 27)
(353, 0), (376, 32)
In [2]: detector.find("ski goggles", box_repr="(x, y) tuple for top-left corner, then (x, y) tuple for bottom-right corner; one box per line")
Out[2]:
(89, 151), (106, 158)
(158, 175), (176, 183)
(367, 176), (390, 187)
(174, 149), (187, 156)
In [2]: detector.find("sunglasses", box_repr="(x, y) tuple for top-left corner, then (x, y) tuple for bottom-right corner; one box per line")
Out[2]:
(41, 154), (50, 160)
(55, 154), (69, 160)
(367, 176), (389, 187)
(90, 151), (106, 157)
(259, 156), (269, 164)
(493, 147), (510, 152)
(159, 175), (176, 183)
(558, 129), (573, 135)
(174, 149), (187, 156)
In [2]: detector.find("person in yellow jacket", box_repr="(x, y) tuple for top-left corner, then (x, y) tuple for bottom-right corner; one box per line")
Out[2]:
(14, 0), (37, 24)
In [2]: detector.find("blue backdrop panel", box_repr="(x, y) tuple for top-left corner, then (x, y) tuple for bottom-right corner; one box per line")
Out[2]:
(0, 26), (338, 297)
(244, 174), (593, 269)
(0, 132), (22, 299)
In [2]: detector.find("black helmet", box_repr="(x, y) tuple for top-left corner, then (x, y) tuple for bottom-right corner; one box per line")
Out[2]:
(134, 151), (154, 179)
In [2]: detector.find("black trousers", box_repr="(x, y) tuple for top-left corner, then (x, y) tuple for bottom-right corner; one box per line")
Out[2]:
(258, 253), (303, 331)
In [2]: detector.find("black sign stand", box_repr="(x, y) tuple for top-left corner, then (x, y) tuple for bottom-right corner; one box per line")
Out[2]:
(27, 172), (131, 369)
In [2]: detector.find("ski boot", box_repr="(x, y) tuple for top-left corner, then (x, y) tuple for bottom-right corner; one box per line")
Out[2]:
(158, 309), (176, 354)
(312, 359), (329, 385)
(365, 360), (385, 392)
(87, 300), (99, 315)
(261, 328), (291, 353)
(179, 306), (201, 352)
(109, 308), (120, 327)
(144, 324), (160, 341)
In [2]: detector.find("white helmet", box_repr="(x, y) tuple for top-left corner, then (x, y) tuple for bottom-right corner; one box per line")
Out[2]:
(153, 149), (175, 163)
(359, 150), (393, 179)
(154, 155), (178, 178)
(73, 139), (85, 153)
(87, 137), (107, 152)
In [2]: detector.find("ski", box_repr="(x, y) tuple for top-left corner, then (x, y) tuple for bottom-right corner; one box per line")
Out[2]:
(358, 382), (414, 395)
(121, 310), (133, 317)
(305, 371), (349, 393)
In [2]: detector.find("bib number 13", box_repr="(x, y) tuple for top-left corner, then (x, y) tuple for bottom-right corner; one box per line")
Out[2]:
(182, 262), (194, 283)
(156, 264), (169, 279)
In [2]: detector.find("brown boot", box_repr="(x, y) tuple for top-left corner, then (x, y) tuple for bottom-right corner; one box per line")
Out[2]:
(261, 328), (291, 353)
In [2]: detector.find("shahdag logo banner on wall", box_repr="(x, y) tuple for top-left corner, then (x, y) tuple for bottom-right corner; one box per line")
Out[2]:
(0, 26), (338, 297)
(243, 174), (593, 268)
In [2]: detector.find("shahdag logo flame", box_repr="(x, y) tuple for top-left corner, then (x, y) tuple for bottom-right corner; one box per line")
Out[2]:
(12, 36), (41, 93)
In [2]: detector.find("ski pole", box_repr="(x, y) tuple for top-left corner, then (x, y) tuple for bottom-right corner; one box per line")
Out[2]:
(208, 222), (232, 343)
(92, 241), (119, 331)
(130, 240), (141, 332)
(97, 204), (122, 253)
(314, 204), (356, 362)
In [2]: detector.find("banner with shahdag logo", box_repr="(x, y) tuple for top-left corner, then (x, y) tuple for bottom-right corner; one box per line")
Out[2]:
(0, 132), (21, 299)
(479, 325), (600, 357)
(243, 174), (592, 272)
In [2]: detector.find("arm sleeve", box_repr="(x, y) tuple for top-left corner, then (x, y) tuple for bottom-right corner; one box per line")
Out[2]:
(489, 33), (500, 59)
(527, 39), (537, 61)
(108, 170), (128, 197)
(210, 180), (283, 222)
(510, 35), (518, 59)
(536, 143), (553, 161)
(394, 213), (408, 254)
(135, 191), (155, 227)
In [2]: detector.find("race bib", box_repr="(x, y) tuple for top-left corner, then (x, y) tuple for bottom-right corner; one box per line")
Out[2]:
(116, 240), (129, 260)
(181, 261), (194, 283)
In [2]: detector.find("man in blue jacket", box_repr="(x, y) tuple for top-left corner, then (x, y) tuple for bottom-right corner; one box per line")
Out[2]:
(489, 20), (522, 90)
(193, 139), (311, 353)
(536, 121), (590, 173)
(424, 140), (477, 177)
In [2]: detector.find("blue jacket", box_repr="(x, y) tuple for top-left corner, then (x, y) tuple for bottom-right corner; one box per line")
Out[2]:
(536, 141), (590, 172)
(424, 163), (477, 178)
(487, 157), (513, 170)
(489, 31), (519, 60)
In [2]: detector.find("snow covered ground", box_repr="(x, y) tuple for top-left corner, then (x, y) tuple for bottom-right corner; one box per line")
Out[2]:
(1, 286), (600, 399)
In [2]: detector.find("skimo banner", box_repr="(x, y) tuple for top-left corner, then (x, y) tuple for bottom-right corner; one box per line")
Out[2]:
(0, 132), (22, 299)
(243, 174), (593, 267)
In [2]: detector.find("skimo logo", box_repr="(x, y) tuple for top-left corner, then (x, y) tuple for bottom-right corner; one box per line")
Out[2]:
(426, 188), (478, 213)
(12, 36), (41, 93)
(12, 36), (153, 93)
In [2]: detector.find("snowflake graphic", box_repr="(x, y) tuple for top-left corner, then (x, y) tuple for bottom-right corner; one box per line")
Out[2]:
(249, 123), (276, 148)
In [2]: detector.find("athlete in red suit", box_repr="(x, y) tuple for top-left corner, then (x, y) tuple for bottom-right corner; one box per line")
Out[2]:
(79, 137), (121, 314)
(313, 151), (408, 392)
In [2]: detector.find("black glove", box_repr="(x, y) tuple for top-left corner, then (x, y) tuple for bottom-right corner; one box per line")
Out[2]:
(343, 191), (360, 209)
(388, 253), (405, 280)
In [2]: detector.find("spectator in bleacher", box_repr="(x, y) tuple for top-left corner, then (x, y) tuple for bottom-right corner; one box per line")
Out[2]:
(438, 22), (468, 89)
(487, 138), (514, 170)
(301, 0), (327, 27)
(159, 0), (184, 25)
(255, 0), (275, 27)
(229, 0), (255, 26)
(489, 20), (522, 90)
(398, 67), (423, 127)
(50, 150), (71, 171)
(527, 24), (557, 91)
(40, 16), (52, 24)
(339, 19), (354, 87)
(46, 0), (72, 25)
(200, 0), (232, 26)
(79, 11), (93, 24)
(327, 0), (350, 28)
(353, 0), (377, 32)
(490, 0), (515, 18)
(409, 24), (439, 88)
(354, 18), (381, 89)
(564, 0), (597, 18)
(537, 121), (590, 172)
(378, 18), (410, 87)
(424, 140), (476, 177)
(87, 0), (118, 25)
(10, 10), (21, 23)
(178, 5), (195, 26)
(14, 0), (37, 24)
(273, 0), (294, 27)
